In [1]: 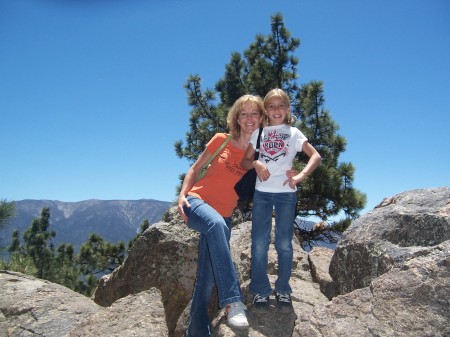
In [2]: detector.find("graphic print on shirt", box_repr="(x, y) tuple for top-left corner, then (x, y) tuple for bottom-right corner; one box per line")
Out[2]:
(220, 149), (247, 178)
(260, 129), (290, 163)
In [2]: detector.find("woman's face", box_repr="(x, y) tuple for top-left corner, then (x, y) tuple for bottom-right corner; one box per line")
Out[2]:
(237, 101), (263, 136)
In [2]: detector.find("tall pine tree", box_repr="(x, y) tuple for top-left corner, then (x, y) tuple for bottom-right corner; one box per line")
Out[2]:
(175, 13), (366, 229)
(295, 81), (366, 228)
(0, 199), (15, 229)
(22, 207), (55, 279)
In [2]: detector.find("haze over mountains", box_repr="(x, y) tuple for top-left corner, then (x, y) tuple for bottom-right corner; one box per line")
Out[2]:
(1, 199), (172, 254)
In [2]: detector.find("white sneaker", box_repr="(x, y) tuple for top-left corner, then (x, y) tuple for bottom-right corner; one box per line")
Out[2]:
(225, 302), (249, 328)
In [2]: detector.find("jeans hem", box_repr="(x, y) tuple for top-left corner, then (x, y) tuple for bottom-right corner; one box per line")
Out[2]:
(248, 288), (272, 298)
(219, 295), (244, 308)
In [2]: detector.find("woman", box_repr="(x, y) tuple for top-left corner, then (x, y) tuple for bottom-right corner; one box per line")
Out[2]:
(178, 94), (264, 336)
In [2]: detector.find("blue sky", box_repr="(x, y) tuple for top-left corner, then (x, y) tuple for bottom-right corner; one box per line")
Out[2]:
(1, 0), (449, 219)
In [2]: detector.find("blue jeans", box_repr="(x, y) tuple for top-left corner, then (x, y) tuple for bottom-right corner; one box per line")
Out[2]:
(184, 196), (243, 337)
(249, 190), (297, 297)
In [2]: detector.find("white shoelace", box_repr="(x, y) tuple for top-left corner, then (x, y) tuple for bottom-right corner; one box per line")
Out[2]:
(254, 295), (268, 304)
(277, 293), (291, 303)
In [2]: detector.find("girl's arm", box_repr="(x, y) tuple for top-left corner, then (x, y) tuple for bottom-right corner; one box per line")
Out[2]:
(286, 142), (321, 189)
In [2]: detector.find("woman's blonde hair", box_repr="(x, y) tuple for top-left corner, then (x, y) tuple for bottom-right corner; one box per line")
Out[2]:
(227, 94), (265, 137)
(264, 88), (295, 125)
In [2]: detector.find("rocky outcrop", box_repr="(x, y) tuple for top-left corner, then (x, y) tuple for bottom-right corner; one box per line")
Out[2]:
(1, 187), (449, 337)
(172, 221), (330, 337)
(92, 206), (200, 334)
(298, 187), (450, 336)
(67, 288), (168, 337)
(308, 247), (337, 300)
(0, 271), (168, 337)
(329, 187), (450, 294)
(0, 271), (101, 337)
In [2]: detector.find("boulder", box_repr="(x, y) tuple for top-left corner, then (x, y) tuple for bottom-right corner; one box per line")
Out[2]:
(68, 288), (168, 337)
(308, 247), (337, 299)
(0, 271), (169, 337)
(0, 271), (100, 337)
(330, 186), (450, 294)
(296, 241), (450, 337)
(92, 208), (200, 334)
(298, 187), (450, 336)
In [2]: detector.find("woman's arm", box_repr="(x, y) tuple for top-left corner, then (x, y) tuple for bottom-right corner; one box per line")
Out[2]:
(177, 149), (212, 222)
(240, 144), (256, 170)
(241, 144), (270, 181)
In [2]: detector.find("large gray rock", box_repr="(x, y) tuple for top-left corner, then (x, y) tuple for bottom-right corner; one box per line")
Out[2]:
(330, 186), (450, 294)
(298, 187), (450, 336)
(162, 219), (329, 337)
(0, 271), (100, 337)
(92, 209), (200, 334)
(296, 241), (450, 337)
(67, 288), (168, 337)
(308, 247), (337, 299)
(0, 271), (168, 337)
(204, 221), (329, 337)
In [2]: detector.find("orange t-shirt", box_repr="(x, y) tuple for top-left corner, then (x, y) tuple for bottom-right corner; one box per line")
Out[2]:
(188, 133), (247, 217)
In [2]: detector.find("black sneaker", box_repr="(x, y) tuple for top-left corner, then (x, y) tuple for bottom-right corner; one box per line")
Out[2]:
(275, 292), (293, 313)
(252, 294), (269, 312)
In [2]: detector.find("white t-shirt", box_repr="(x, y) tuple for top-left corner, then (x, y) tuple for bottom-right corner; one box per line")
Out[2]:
(250, 124), (308, 193)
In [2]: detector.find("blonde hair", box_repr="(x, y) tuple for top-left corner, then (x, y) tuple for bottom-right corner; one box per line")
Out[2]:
(264, 88), (295, 125)
(227, 94), (265, 137)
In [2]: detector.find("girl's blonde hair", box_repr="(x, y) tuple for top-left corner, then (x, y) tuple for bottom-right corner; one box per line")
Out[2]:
(227, 94), (265, 137)
(263, 88), (295, 125)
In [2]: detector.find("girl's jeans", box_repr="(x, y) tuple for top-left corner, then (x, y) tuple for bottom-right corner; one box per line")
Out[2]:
(249, 190), (297, 297)
(184, 196), (243, 337)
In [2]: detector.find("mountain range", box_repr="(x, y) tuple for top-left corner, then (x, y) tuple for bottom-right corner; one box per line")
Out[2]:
(0, 199), (172, 254)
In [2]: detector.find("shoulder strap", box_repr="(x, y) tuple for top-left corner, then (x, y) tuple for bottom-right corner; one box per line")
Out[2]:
(204, 134), (232, 167)
(254, 127), (263, 160)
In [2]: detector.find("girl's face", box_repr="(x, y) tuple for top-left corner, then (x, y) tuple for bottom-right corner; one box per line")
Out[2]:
(237, 101), (263, 136)
(265, 97), (289, 126)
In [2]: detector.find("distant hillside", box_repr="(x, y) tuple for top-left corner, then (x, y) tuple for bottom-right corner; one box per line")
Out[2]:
(0, 199), (172, 254)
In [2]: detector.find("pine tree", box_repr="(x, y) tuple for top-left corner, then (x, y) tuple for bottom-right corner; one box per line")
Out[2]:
(294, 81), (366, 227)
(175, 13), (366, 230)
(3, 207), (126, 297)
(0, 199), (15, 230)
(77, 233), (126, 278)
(76, 234), (126, 295)
(0, 199), (15, 250)
(50, 243), (82, 292)
(22, 207), (55, 279)
(175, 13), (300, 163)
(8, 229), (21, 253)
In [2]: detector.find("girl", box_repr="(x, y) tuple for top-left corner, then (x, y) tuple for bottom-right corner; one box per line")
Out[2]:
(241, 88), (321, 313)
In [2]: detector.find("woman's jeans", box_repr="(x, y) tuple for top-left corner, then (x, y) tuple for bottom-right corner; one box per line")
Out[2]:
(184, 196), (243, 337)
(249, 190), (297, 297)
